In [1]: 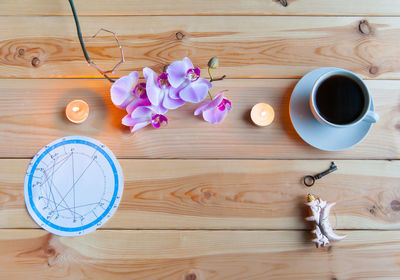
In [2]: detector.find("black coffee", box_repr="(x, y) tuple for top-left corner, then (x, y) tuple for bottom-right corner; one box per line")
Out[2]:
(316, 75), (365, 125)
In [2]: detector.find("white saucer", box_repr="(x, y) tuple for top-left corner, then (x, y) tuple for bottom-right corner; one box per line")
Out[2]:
(289, 67), (374, 151)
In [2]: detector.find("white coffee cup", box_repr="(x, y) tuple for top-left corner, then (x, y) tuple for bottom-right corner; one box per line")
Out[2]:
(310, 68), (379, 128)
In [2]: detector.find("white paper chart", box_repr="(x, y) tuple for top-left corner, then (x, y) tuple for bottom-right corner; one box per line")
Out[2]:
(24, 136), (123, 236)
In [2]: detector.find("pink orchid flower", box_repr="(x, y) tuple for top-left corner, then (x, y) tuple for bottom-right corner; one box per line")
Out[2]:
(194, 92), (232, 124)
(143, 68), (185, 111)
(112, 71), (169, 132)
(122, 105), (168, 133)
(111, 58), (230, 132)
(110, 71), (151, 111)
(167, 57), (212, 103)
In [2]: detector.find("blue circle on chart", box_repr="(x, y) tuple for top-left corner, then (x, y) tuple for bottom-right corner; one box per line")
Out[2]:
(24, 136), (124, 236)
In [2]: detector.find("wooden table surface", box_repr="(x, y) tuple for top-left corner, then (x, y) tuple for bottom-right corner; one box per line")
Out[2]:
(1, 1), (400, 279)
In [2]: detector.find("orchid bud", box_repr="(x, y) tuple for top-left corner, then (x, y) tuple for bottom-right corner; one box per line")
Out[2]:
(208, 57), (219, 69)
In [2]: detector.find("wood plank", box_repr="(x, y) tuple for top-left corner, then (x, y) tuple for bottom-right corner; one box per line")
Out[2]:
(2, 159), (400, 230)
(1, 0), (400, 16)
(0, 229), (399, 279)
(0, 79), (398, 159)
(1, 16), (400, 79)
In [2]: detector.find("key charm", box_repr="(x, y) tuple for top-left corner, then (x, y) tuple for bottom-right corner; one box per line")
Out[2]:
(303, 162), (338, 187)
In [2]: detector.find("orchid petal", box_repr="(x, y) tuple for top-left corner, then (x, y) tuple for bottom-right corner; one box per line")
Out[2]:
(199, 77), (212, 89)
(163, 95), (186, 109)
(198, 93), (224, 114)
(122, 114), (139, 127)
(167, 60), (188, 88)
(151, 102), (168, 114)
(143, 67), (162, 106)
(126, 97), (151, 114)
(130, 121), (151, 133)
(203, 108), (228, 124)
(183, 57), (194, 70)
(110, 71), (138, 109)
(194, 100), (211, 115)
(179, 78), (211, 103)
(169, 86), (183, 99)
(131, 106), (153, 121)
(143, 67), (154, 81)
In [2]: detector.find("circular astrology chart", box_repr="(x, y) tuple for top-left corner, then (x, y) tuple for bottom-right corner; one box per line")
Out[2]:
(24, 136), (123, 236)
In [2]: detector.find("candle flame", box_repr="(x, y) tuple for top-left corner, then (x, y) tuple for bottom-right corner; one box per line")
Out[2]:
(72, 106), (80, 112)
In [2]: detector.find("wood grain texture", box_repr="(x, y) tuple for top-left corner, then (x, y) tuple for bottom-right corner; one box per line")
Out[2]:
(2, 2), (400, 279)
(0, 79), (398, 159)
(1, 229), (400, 280)
(1, 0), (399, 16)
(2, 159), (400, 230)
(1, 16), (400, 79)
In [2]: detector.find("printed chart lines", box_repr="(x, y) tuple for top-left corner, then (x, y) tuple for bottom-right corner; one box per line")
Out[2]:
(48, 160), (59, 216)
(40, 197), (84, 219)
(72, 152), (76, 222)
(41, 151), (101, 221)
(39, 153), (72, 189)
(54, 157), (96, 211)
(42, 152), (76, 217)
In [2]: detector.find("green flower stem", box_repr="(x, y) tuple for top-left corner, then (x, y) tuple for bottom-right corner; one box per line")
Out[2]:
(68, 0), (115, 83)
(208, 67), (214, 82)
(210, 75), (226, 82)
(207, 90), (213, 100)
(208, 66), (226, 83)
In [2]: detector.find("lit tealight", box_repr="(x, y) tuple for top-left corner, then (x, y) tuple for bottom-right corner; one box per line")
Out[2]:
(66, 100), (89, 124)
(250, 103), (275, 126)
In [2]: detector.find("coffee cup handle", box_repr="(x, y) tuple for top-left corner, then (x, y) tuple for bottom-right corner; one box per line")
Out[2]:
(363, 110), (379, 123)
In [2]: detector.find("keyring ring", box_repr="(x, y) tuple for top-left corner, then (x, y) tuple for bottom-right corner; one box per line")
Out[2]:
(303, 175), (315, 187)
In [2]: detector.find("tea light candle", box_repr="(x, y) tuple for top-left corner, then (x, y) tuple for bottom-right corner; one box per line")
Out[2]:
(65, 100), (89, 124)
(250, 103), (275, 126)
